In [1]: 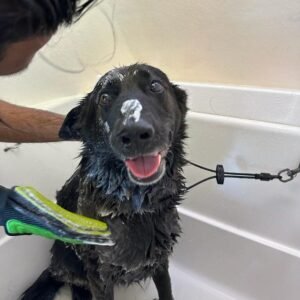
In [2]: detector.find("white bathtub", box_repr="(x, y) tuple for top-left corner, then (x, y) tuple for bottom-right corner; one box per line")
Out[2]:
(1, 83), (300, 300)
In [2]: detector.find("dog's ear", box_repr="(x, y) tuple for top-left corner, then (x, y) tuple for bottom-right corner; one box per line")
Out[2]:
(59, 105), (82, 140)
(172, 84), (188, 114)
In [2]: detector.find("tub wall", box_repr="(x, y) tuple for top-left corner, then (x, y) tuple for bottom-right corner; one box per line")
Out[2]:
(1, 83), (300, 299)
(1, 0), (300, 106)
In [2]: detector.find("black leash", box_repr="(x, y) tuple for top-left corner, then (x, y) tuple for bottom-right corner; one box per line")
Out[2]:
(185, 160), (300, 191)
(3, 143), (21, 152)
(4, 144), (300, 191)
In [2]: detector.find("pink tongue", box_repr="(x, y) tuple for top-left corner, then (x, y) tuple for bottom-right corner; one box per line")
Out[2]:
(125, 154), (161, 179)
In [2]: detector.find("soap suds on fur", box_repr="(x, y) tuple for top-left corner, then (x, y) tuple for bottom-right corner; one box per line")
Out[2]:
(104, 122), (110, 133)
(121, 99), (143, 125)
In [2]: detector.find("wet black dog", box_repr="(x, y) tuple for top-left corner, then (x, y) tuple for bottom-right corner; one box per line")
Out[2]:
(21, 64), (188, 300)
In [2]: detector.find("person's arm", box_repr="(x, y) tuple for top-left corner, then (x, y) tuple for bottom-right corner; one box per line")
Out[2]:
(0, 100), (64, 143)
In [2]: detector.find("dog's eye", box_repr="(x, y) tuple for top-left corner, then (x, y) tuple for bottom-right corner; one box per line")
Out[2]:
(150, 81), (164, 93)
(99, 93), (111, 105)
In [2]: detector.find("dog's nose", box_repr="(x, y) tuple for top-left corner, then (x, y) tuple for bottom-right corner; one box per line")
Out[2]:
(119, 119), (154, 147)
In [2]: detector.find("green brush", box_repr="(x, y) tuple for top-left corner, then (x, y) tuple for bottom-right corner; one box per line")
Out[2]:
(0, 185), (114, 246)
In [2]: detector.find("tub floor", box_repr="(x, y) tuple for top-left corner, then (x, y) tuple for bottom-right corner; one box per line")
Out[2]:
(55, 263), (231, 300)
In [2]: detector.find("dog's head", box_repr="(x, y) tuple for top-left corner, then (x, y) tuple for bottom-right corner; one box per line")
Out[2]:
(60, 64), (187, 186)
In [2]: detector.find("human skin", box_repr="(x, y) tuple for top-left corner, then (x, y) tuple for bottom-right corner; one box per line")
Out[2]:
(0, 34), (66, 143)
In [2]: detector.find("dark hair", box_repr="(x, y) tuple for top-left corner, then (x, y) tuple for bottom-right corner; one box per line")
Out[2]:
(0, 0), (98, 55)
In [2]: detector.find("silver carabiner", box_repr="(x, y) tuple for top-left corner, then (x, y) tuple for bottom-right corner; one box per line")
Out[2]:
(278, 164), (300, 183)
(278, 169), (294, 182)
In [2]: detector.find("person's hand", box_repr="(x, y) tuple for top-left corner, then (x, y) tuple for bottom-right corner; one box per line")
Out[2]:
(0, 185), (113, 246)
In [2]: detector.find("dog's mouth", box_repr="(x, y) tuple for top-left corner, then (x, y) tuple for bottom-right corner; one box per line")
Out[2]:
(125, 152), (166, 185)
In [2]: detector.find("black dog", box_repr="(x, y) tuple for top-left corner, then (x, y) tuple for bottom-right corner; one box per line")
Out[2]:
(21, 64), (188, 300)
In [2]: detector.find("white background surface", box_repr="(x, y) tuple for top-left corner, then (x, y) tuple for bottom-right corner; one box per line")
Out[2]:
(1, 83), (300, 299)
(1, 0), (300, 105)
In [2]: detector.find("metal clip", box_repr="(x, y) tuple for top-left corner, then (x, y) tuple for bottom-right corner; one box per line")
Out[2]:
(278, 163), (300, 183)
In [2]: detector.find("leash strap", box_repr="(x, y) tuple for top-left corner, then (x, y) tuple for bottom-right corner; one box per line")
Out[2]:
(185, 160), (300, 191)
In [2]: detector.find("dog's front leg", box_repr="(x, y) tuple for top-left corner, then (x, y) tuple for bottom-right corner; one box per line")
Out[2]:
(87, 271), (114, 300)
(71, 285), (93, 300)
(153, 260), (174, 300)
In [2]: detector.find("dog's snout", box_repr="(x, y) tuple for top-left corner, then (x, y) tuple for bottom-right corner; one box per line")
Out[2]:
(119, 119), (155, 148)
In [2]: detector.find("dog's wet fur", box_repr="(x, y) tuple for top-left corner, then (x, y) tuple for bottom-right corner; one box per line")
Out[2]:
(21, 64), (188, 300)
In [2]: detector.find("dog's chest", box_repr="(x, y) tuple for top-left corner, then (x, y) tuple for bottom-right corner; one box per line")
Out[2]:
(77, 203), (180, 272)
